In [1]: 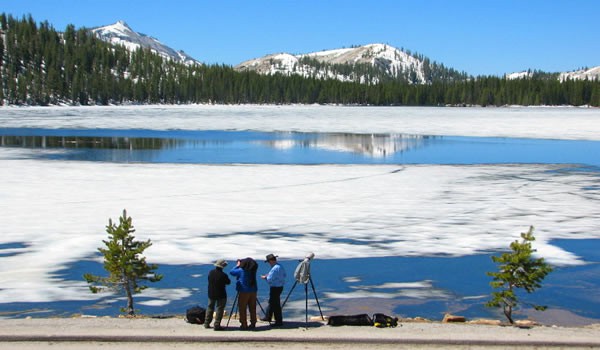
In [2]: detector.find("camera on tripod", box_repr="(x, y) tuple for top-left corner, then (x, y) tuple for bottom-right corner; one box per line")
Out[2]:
(294, 252), (315, 284)
(282, 252), (324, 324)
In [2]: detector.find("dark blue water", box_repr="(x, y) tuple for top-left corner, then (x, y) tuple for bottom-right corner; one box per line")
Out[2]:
(3, 245), (598, 325)
(1, 128), (599, 166)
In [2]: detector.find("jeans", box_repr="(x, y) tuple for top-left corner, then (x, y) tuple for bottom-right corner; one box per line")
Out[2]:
(205, 297), (227, 327)
(266, 286), (283, 324)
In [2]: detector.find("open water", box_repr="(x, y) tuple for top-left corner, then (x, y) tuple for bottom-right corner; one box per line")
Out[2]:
(1, 128), (599, 166)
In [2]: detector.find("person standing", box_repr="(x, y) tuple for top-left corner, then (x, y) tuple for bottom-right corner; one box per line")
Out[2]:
(261, 253), (286, 327)
(204, 259), (230, 331)
(229, 257), (258, 330)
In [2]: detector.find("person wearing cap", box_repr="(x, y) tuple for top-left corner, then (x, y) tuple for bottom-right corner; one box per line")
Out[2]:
(205, 259), (231, 331)
(261, 253), (286, 327)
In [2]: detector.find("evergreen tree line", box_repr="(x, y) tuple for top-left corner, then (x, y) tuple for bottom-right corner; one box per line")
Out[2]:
(1, 13), (599, 107)
(295, 54), (468, 85)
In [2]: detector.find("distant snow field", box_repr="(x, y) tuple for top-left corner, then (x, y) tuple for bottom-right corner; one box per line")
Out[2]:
(1, 104), (599, 140)
(0, 105), (599, 305)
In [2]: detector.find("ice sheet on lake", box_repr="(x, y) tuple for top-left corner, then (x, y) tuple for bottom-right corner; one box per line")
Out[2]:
(1, 105), (600, 140)
(326, 280), (452, 300)
(0, 157), (598, 303)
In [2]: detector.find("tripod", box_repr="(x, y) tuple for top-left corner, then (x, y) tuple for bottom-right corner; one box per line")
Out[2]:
(282, 257), (324, 326)
(226, 291), (265, 327)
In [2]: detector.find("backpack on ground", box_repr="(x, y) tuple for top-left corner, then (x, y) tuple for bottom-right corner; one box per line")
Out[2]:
(372, 313), (399, 328)
(185, 306), (206, 324)
(327, 314), (373, 326)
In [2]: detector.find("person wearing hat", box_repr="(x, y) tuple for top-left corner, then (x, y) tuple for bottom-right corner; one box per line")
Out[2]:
(261, 253), (286, 327)
(204, 259), (231, 331)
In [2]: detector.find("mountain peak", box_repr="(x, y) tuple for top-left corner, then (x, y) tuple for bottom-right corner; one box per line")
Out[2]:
(235, 43), (435, 84)
(91, 21), (200, 66)
(93, 20), (134, 37)
(114, 20), (134, 32)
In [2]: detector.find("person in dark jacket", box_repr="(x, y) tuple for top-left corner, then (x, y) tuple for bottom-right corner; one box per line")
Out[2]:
(204, 259), (231, 331)
(229, 257), (258, 330)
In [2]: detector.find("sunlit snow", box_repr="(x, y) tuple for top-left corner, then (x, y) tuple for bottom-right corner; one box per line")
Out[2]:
(1, 105), (599, 140)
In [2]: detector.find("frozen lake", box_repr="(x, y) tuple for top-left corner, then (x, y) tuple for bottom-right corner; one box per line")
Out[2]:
(0, 105), (599, 324)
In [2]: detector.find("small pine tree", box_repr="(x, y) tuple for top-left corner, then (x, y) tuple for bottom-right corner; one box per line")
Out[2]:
(84, 209), (163, 315)
(486, 226), (553, 324)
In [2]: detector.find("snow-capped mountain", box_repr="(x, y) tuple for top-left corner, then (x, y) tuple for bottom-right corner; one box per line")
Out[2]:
(90, 21), (199, 66)
(559, 66), (600, 81)
(88, 21), (598, 84)
(506, 66), (600, 81)
(234, 43), (447, 84)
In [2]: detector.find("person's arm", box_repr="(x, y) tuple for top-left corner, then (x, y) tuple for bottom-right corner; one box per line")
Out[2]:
(261, 265), (273, 281)
(230, 260), (242, 278)
(230, 267), (241, 278)
(266, 265), (281, 283)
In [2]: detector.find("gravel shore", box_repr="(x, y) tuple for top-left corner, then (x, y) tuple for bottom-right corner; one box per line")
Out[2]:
(1, 317), (599, 349)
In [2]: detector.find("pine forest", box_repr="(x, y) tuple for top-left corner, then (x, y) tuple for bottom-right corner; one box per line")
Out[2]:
(1, 14), (599, 107)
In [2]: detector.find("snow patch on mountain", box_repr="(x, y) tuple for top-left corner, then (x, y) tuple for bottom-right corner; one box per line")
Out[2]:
(506, 66), (600, 81)
(505, 71), (533, 80)
(559, 66), (600, 81)
(235, 43), (427, 84)
(239, 53), (299, 75)
(91, 21), (199, 66)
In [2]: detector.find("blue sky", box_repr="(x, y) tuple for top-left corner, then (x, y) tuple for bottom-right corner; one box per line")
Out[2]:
(1, 0), (598, 76)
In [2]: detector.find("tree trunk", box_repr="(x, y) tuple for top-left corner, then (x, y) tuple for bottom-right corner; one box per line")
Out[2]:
(125, 280), (135, 315)
(504, 305), (513, 324)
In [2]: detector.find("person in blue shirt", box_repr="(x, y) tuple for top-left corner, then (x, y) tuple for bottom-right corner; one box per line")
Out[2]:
(229, 257), (258, 330)
(260, 253), (286, 326)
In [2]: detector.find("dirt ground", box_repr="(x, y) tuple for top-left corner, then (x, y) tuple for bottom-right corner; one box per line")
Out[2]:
(1, 317), (600, 349)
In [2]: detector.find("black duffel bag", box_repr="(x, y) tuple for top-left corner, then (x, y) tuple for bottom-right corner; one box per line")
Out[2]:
(185, 306), (206, 324)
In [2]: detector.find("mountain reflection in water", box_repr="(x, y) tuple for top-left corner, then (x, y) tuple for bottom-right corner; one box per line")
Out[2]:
(1, 135), (183, 150)
(261, 133), (429, 157)
(1, 129), (599, 166)
(0, 131), (437, 163)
